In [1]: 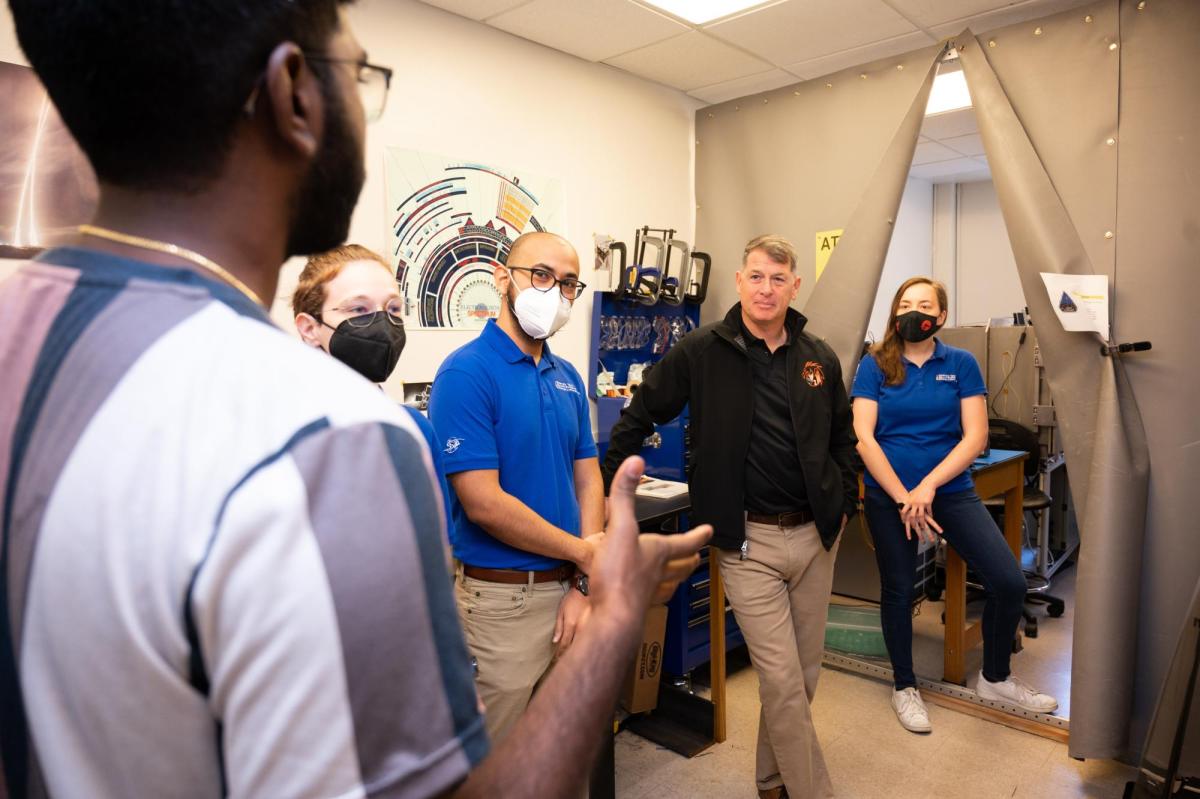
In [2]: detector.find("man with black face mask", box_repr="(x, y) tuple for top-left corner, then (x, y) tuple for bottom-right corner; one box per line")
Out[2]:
(0, 3), (711, 798)
(293, 243), (451, 526)
(429, 231), (603, 747)
(293, 244), (409, 385)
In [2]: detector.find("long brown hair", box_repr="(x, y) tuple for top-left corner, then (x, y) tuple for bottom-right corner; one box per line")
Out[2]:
(870, 276), (949, 386)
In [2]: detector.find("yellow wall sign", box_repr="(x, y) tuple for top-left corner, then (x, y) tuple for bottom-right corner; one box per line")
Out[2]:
(815, 229), (843, 281)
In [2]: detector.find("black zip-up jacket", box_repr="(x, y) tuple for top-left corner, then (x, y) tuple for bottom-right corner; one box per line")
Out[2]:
(602, 304), (858, 552)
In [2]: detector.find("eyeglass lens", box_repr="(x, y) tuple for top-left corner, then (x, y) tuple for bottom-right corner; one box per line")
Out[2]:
(524, 267), (584, 299)
(359, 67), (388, 122)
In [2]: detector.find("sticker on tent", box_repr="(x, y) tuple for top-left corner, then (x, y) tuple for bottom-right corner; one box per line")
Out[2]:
(815, 228), (843, 281)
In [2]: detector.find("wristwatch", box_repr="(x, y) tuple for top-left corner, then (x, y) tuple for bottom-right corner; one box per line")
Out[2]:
(573, 572), (589, 597)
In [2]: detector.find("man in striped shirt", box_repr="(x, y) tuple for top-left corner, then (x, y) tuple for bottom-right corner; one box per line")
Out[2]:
(0, 2), (709, 797)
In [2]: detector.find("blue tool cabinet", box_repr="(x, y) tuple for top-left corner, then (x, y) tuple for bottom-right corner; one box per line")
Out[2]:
(589, 291), (744, 676)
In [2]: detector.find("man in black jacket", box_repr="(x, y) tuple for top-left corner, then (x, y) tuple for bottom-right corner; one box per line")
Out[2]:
(603, 234), (856, 799)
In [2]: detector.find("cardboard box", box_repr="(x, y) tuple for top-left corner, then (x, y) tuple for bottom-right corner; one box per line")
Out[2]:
(620, 603), (668, 714)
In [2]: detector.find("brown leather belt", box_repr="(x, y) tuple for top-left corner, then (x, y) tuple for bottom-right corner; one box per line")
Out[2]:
(462, 564), (573, 584)
(746, 509), (815, 527)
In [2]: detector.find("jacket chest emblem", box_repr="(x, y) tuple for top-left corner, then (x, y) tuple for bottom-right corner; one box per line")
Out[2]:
(802, 360), (825, 388)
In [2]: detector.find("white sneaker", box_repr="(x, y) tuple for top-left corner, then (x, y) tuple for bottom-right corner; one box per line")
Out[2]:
(975, 672), (1059, 713)
(891, 687), (932, 733)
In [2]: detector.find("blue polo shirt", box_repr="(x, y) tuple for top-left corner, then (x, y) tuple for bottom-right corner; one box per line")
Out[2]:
(400, 405), (452, 538)
(851, 338), (987, 494)
(429, 320), (598, 570)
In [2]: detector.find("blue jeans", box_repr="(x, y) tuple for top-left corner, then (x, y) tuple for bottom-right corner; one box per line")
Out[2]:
(864, 486), (1026, 689)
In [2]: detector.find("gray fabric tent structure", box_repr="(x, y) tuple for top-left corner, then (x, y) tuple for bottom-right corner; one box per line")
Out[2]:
(695, 0), (1199, 759)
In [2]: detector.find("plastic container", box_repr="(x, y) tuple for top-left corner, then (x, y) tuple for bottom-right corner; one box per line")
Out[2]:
(824, 604), (888, 658)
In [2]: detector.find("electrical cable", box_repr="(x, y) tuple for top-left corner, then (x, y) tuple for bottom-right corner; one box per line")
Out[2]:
(989, 329), (1027, 418)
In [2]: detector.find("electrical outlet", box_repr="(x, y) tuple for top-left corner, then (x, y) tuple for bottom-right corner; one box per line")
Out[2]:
(1033, 345), (1043, 368)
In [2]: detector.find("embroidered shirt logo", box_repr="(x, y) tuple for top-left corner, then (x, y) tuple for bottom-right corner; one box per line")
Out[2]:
(554, 380), (579, 394)
(935, 374), (957, 382)
(801, 360), (825, 388)
(444, 437), (464, 454)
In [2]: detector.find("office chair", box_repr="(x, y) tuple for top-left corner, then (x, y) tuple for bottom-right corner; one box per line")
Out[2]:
(979, 417), (1066, 638)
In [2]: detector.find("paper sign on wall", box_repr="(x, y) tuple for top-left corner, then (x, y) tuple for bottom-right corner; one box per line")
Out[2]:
(1039, 272), (1110, 339)
(815, 229), (843, 281)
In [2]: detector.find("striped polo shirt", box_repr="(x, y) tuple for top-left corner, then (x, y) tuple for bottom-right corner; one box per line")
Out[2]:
(0, 248), (486, 798)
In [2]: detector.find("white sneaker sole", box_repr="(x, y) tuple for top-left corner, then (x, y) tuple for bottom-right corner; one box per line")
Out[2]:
(896, 715), (933, 733)
(976, 684), (1059, 714)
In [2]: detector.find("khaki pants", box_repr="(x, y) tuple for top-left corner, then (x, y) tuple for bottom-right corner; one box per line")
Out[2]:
(456, 570), (568, 745)
(717, 520), (840, 799)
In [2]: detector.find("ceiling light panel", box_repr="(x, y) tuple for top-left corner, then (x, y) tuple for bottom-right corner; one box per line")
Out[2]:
(925, 69), (972, 115)
(638, 0), (778, 25)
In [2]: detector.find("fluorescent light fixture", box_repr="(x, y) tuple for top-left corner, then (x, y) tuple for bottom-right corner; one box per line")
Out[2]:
(925, 69), (972, 116)
(640, 0), (775, 25)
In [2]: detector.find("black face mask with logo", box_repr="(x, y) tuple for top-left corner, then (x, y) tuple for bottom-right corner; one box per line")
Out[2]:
(324, 313), (406, 383)
(895, 310), (942, 343)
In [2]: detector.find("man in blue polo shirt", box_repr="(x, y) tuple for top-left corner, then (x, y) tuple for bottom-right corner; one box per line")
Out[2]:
(429, 231), (603, 745)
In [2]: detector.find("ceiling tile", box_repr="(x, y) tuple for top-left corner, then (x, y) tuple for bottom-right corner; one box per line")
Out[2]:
(418, 0), (532, 21)
(909, 156), (990, 182)
(940, 132), (986, 156)
(918, 107), (979, 139)
(604, 31), (773, 91)
(687, 69), (798, 104)
(912, 140), (963, 165)
(705, 0), (918, 66)
(781, 29), (934, 80)
(929, 0), (1095, 39)
(885, 0), (1021, 29)
(488, 0), (688, 63)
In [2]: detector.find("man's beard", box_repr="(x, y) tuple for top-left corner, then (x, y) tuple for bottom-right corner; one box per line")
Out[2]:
(285, 82), (365, 257)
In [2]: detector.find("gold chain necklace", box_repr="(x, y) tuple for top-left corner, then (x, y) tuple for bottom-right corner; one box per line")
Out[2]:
(77, 224), (266, 308)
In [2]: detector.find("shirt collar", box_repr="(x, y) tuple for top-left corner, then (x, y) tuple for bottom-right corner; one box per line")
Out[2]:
(481, 318), (557, 369)
(737, 315), (791, 353)
(905, 337), (948, 366)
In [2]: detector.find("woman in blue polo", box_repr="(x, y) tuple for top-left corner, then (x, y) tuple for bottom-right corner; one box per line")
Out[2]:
(851, 276), (1058, 734)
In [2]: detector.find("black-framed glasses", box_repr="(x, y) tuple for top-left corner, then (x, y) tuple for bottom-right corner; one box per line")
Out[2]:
(305, 54), (394, 123)
(509, 266), (588, 300)
(319, 299), (405, 328)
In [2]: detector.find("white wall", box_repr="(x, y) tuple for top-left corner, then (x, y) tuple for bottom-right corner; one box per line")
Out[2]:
(953, 179), (1026, 325)
(0, 10), (24, 65)
(1, 2), (700, 397)
(865, 177), (933, 342)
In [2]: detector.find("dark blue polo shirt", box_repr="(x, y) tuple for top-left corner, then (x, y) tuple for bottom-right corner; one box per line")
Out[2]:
(851, 338), (987, 494)
(429, 320), (598, 570)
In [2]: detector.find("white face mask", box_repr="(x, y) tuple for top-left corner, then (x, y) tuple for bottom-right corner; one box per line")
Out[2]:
(508, 273), (572, 339)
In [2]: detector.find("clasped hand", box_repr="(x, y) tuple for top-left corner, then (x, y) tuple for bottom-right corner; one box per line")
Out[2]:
(898, 482), (943, 544)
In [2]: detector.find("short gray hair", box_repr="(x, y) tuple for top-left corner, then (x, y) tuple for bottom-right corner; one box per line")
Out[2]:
(742, 234), (797, 272)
